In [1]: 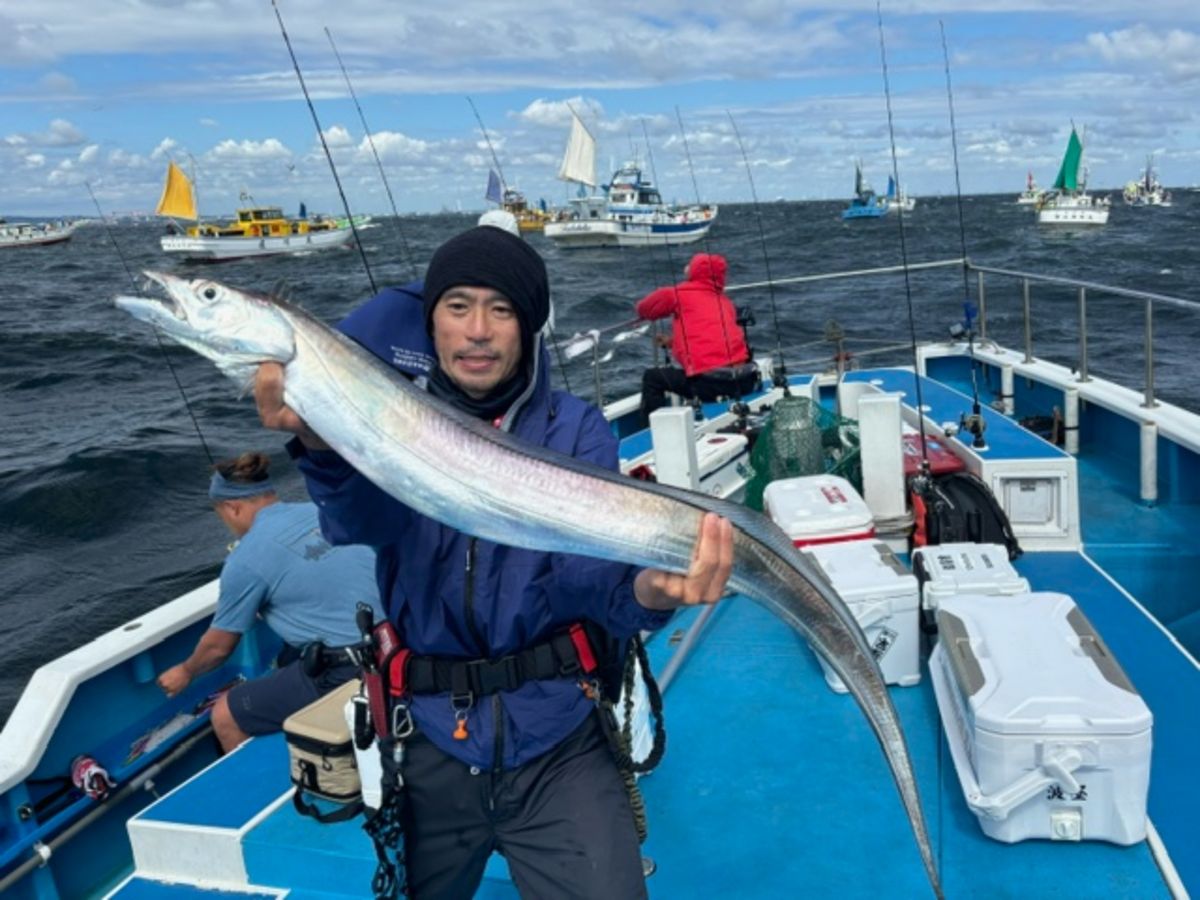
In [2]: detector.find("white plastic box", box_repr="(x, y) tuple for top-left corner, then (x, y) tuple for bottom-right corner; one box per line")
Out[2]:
(930, 592), (1152, 845)
(912, 542), (1031, 611)
(803, 541), (921, 693)
(764, 474), (875, 547)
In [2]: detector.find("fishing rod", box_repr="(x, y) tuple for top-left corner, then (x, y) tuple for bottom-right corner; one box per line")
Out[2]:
(874, 5), (931, 468)
(466, 96), (577, 394)
(673, 107), (737, 354)
(85, 182), (215, 465)
(466, 96), (508, 198)
(638, 117), (694, 387)
(726, 111), (790, 393)
(324, 26), (418, 282)
(940, 19), (988, 450)
(270, 0), (377, 296)
(663, 110), (750, 414)
(875, 11), (947, 883)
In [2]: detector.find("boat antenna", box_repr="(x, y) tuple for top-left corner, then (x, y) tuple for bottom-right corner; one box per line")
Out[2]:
(939, 19), (986, 450)
(270, 0), (377, 295)
(86, 181), (215, 465)
(324, 26), (418, 281)
(466, 96), (508, 196)
(727, 111), (789, 393)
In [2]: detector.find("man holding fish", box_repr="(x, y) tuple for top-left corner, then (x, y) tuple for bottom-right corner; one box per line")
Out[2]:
(255, 225), (735, 899)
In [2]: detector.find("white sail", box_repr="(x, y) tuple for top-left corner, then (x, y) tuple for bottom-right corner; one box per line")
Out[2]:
(557, 112), (597, 188)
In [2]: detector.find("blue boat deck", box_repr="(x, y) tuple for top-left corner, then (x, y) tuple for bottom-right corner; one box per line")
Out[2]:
(107, 364), (1197, 899)
(113, 541), (1194, 899)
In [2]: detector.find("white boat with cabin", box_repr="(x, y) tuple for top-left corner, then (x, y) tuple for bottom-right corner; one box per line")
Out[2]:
(1015, 171), (1043, 206)
(0, 217), (77, 248)
(543, 111), (716, 249)
(1037, 128), (1109, 225)
(1123, 156), (1172, 207)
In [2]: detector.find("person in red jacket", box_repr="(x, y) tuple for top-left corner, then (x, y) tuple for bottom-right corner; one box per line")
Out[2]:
(634, 252), (759, 425)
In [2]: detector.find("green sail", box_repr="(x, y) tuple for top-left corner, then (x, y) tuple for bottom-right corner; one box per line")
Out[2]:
(1052, 128), (1083, 192)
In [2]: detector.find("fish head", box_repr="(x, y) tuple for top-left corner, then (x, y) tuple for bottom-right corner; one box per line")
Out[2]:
(115, 271), (296, 385)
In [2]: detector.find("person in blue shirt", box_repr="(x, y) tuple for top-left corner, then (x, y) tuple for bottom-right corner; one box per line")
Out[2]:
(255, 226), (734, 899)
(158, 452), (383, 753)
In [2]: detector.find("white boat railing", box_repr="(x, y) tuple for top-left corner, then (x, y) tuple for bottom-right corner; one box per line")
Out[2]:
(967, 262), (1200, 410)
(555, 258), (1200, 414)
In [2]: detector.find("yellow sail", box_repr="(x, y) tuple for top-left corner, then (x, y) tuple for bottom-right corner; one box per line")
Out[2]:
(155, 161), (197, 221)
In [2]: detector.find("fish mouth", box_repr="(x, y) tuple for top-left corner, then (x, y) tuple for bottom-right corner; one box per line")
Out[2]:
(142, 271), (187, 318)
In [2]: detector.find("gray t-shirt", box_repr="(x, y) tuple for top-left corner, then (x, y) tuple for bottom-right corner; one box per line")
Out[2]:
(213, 502), (381, 647)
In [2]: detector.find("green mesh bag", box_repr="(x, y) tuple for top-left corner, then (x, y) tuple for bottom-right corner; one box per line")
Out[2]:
(744, 395), (862, 511)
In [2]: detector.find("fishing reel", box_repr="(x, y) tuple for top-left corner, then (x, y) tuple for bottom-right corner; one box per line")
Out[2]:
(960, 410), (987, 449)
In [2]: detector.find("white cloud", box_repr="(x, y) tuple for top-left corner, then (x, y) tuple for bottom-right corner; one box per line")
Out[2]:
(199, 118), (218, 127)
(24, 154), (46, 168)
(209, 138), (292, 160)
(38, 71), (76, 93)
(150, 138), (177, 160)
(363, 131), (428, 162)
(1085, 25), (1200, 79)
(78, 144), (99, 163)
(321, 126), (354, 148)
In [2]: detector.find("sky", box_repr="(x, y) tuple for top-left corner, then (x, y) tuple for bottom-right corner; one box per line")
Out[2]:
(2, 1), (1199, 217)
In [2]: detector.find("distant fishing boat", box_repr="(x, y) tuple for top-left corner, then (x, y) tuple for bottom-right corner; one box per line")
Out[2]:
(1122, 156), (1172, 207)
(155, 162), (355, 261)
(1015, 171), (1044, 206)
(883, 175), (915, 212)
(841, 161), (889, 220)
(543, 110), (716, 248)
(484, 169), (551, 234)
(0, 217), (77, 248)
(1036, 128), (1109, 226)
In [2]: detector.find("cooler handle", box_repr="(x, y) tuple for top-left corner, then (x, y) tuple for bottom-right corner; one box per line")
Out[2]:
(967, 747), (1083, 821)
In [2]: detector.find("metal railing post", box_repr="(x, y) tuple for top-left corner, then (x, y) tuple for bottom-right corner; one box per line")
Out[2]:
(1077, 286), (1090, 382)
(976, 270), (987, 340)
(1143, 298), (1158, 408)
(1022, 279), (1033, 363)
(592, 342), (604, 408)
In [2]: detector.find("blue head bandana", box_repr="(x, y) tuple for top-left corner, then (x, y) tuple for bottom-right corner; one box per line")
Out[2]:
(209, 471), (275, 502)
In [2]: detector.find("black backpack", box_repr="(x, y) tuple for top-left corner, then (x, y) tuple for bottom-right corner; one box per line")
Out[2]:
(913, 471), (1022, 561)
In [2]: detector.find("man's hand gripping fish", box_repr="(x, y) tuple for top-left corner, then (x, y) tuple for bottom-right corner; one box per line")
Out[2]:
(115, 272), (944, 899)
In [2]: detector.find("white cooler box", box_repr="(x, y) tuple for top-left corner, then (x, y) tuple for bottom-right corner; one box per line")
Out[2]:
(764, 474), (875, 547)
(804, 541), (921, 693)
(930, 592), (1152, 845)
(912, 542), (1030, 611)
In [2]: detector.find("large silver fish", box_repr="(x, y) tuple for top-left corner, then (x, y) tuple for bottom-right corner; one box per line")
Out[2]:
(116, 272), (943, 898)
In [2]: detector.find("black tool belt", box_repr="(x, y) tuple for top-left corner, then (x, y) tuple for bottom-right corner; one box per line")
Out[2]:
(300, 642), (359, 677)
(403, 629), (598, 699)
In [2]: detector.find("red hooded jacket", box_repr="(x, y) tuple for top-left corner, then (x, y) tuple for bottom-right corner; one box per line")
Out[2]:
(635, 253), (749, 377)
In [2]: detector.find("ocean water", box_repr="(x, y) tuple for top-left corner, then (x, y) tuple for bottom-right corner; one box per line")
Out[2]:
(2, 194), (1199, 724)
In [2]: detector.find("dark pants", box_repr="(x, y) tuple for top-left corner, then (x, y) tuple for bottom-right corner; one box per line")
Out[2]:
(639, 365), (760, 426)
(395, 714), (646, 899)
(225, 658), (359, 736)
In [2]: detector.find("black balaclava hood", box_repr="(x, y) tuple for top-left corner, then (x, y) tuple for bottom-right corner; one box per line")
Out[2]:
(423, 226), (550, 419)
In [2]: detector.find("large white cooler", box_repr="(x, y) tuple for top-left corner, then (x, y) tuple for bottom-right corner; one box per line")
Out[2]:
(930, 592), (1152, 845)
(912, 542), (1031, 611)
(803, 541), (921, 693)
(764, 474), (875, 547)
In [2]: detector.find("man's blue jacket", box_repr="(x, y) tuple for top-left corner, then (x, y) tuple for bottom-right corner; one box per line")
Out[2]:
(293, 283), (672, 769)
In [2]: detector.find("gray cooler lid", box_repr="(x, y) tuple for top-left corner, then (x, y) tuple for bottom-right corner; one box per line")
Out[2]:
(935, 592), (1153, 736)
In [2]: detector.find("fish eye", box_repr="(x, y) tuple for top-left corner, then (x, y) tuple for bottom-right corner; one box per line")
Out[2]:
(202, 285), (218, 301)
